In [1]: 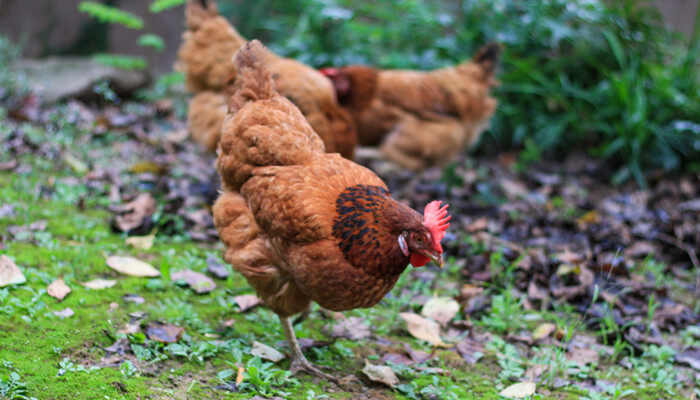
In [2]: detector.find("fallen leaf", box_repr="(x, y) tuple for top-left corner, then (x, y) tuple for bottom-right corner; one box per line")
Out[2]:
(554, 249), (584, 265)
(399, 312), (447, 347)
(532, 323), (556, 341)
(233, 294), (262, 312)
(624, 241), (656, 258)
(122, 293), (145, 304)
(421, 297), (460, 326)
(171, 270), (216, 294)
(130, 161), (167, 175)
(456, 337), (484, 364)
(104, 338), (131, 355)
(54, 308), (74, 319)
(145, 322), (184, 343)
(106, 256), (160, 277)
(236, 366), (245, 385)
(499, 381), (536, 398)
(577, 210), (599, 227)
(125, 231), (155, 250)
(675, 348), (700, 371)
(47, 278), (71, 301)
(251, 341), (285, 362)
(459, 284), (484, 301)
(207, 255), (230, 279)
(362, 361), (399, 388)
(330, 316), (370, 340)
(500, 178), (529, 199)
(466, 217), (488, 232)
(81, 279), (117, 289)
(111, 193), (156, 234)
(404, 343), (432, 364)
(566, 347), (599, 365)
(524, 364), (546, 381)
(382, 352), (413, 365)
(0, 255), (26, 287)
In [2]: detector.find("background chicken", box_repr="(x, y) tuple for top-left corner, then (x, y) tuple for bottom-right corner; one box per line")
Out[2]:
(321, 44), (500, 170)
(213, 41), (450, 378)
(177, 0), (357, 159)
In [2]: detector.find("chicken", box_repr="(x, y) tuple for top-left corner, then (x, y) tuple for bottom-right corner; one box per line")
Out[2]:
(177, 0), (357, 158)
(212, 41), (450, 378)
(321, 44), (500, 170)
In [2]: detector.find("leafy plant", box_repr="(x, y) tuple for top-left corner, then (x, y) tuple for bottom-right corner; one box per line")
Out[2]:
(486, 336), (526, 382)
(218, 356), (299, 397)
(78, 0), (185, 70)
(0, 371), (35, 400)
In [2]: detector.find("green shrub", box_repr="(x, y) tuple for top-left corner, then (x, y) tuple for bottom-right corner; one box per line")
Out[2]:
(220, 0), (699, 185)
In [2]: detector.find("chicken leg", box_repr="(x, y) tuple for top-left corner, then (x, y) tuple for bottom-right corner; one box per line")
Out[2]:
(279, 315), (336, 381)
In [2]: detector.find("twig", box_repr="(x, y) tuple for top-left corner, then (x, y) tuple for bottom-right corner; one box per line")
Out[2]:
(653, 232), (700, 299)
(476, 231), (526, 254)
(654, 232), (699, 269)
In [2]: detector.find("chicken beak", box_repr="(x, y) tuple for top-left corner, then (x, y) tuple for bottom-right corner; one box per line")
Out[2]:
(434, 253), (444, 268)
(422, 251), (444, 268)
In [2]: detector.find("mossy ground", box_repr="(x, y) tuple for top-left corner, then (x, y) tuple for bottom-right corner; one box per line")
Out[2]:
(1, 116), (696, 400)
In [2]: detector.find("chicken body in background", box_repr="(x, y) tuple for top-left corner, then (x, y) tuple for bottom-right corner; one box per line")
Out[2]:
(213, 41), (450, 378)
(322, 44), (500, 170)
(177, 0), (357, 158)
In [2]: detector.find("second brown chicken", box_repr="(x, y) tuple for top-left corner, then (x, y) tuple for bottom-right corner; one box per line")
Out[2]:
(322, 44), (500, 170)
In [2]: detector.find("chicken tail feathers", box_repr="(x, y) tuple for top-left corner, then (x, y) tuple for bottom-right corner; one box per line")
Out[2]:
(230, 40), (277, 113)
(473, 42), (501, 76)
(185, 0), (218, 30)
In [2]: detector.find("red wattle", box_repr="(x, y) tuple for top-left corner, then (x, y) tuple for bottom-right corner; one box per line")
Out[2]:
(410, 253), (430, 268)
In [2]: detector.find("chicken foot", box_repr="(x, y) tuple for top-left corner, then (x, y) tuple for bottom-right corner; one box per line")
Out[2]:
(279, 315), (337, 382)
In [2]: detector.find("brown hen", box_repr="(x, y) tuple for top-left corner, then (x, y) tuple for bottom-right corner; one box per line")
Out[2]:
(177, 0), (357, 158)
(213, 41), (450, 378)
(322, 44), (500, 170)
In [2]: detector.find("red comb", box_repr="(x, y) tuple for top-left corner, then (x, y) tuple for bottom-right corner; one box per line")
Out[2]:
(423, 201), (450, 251)
(319, 68), (339, 77)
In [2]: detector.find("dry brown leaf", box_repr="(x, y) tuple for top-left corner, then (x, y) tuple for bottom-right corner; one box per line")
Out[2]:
(330, 316), (370, 340)
(362, 361), (399, 388)
(111, 193), (156, 233)
(125, 231), (155, 250)
(81, 279), (117, 289)
(106, 256), (160, 277)
(421, 297), (460, 326)
(499, 381), (536, 398)
(233, 294), (262, 312)
(399, 312), (448, 347)
(0, 255), (26, 287)
(532, 323), (556, 341)
(456, 337), (484, 364)
(554, 249), (584, 265)
(566, 347), (600, 365)
(382, 352), (413, 365)
(251, 341), (285, 362)
(47, 278), (71, 301)
(171, 269), (216, 294)
(145, 322), (184, 343)
(577, 210), (599, 227)
(466, 217), (488, 232)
